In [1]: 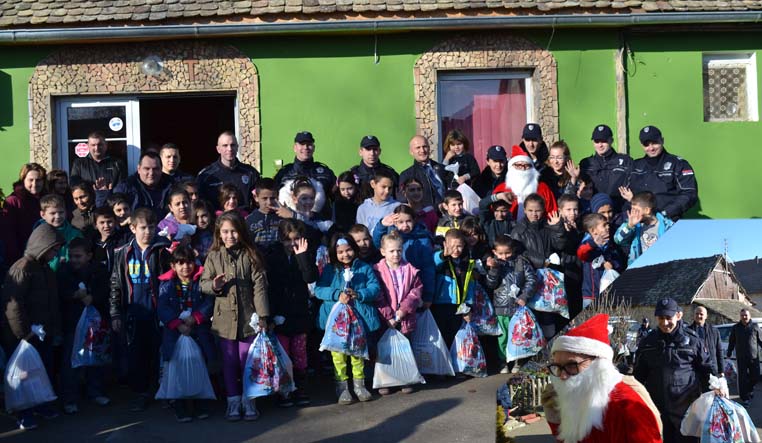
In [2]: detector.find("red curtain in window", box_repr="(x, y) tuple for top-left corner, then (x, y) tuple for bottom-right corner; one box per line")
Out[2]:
(472, 85), (526, 169)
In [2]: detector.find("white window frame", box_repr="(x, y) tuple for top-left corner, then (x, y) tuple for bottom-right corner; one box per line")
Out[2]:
(436, 70), (534, 159)
(703, 53), (758, 122)
(55, 98), (142, 172)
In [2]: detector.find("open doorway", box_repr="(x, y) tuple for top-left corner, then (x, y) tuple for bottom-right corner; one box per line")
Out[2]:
(139, 94), (236, 175)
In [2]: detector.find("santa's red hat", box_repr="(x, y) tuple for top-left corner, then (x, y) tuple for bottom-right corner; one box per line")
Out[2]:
(551, 314), (613, 360)
(508, 145), (533, 168)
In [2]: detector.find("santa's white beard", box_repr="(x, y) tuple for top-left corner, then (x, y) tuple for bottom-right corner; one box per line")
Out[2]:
(550, 358), (623, 443)
(506, 166), (539, 202)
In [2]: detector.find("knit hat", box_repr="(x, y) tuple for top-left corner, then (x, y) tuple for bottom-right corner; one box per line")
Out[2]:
(508, 145), (533, 168)
(551, 314), (614, 360)
(590, 193), (614, 213)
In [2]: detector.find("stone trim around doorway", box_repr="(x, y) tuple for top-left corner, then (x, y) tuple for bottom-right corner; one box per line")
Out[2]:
(29, 41), (260, 170)
(414, 33), (559, 156)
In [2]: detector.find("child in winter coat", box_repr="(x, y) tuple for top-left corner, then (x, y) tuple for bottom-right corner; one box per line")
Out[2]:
(158, 188), (196, 245)
(349, 224), (382, 265)
(435, 190), (467, 238)
(373, 205), (436, 306)
(614, 191), (674, 266)
(157, 246), (215, 423)
(200, 211), (270, 422)
(246, 178), (289, 251)
(432, 228), (476, 348)
(314, 233), (380, 405)
(355, 169), (400, 237)
(33, 193), (84, 271)
(484, 236), (537, 372)
(91, 207), (130, 271)
(216, 184), (249, 219)
(266, 219), (318, 407)
(332, 171), (362, 234)
(578, 213), (623, 308)
(442, 129), (480, 188)
(70, 182), (96, 233)
(478, 196), (512, 248)
(109, 208), (171, 412)
(2, 224), (64, 429)
(58, 238), (111, 415)
(373, 230), (423, 395)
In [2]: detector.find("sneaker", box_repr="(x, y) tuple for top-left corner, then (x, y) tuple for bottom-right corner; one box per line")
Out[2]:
(63, 403), (79, 415)
(377, 388), (391, 396)
(400, 386), (414, 394)
(17, 412), (38, 430)
(195, 400), (210, 420)
(499, 366), (510, 374)
(293, 389), (311, 406)
(174, 401), (193, 423)
(225, 396), (242, 422)
(243, 399), (259, 421)
(129, 395), (150, 412)
(33, 404), (60, 419)
(92, 396), (111, 407)
(510, 366), (520, 374)
(277, 393), (295, 408)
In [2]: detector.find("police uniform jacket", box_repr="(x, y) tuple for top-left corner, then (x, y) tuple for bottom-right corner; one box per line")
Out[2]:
(634, 323), (714, 430)
(627, 150), (697, 220)
(197, 159), (260, 209)
(579, 149), (632, 209)
(274, 158), (336, 198)
(350, 161), (399, 198)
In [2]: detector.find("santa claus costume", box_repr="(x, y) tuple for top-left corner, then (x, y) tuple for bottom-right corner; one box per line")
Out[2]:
(492, 145), (557, 219)
(544, 314), (663, 443)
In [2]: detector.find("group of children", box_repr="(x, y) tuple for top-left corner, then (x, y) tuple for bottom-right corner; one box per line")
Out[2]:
(0, 132), (677, 430)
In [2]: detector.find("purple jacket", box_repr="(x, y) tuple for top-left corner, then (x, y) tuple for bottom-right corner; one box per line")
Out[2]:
(373, 260), (423, 335)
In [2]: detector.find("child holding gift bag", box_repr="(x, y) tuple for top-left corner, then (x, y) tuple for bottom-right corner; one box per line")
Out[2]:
(373, 231), (423, 395)
(314, 233), (381, 405)
(201, 211), (270, 422)
(157, 246), (215, 422)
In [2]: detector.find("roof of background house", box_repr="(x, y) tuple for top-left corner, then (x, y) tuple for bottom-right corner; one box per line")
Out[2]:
(734, 257), (762, 295)
(2, 0), (762, 29)
(606, 255), (732, 306)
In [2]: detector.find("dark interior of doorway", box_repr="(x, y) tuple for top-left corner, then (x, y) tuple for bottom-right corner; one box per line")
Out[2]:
(139, 94), (235, 176)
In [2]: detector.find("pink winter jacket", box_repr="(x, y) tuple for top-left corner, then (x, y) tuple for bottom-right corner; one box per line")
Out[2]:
(373, 260), (423, 335)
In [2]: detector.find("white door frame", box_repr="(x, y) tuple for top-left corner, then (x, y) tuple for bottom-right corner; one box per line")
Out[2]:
(55, 97), (141, 172)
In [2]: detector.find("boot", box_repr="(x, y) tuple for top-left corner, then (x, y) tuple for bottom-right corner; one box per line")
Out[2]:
(335, 381), (353, 405)
(293, 371), (311, 406)
(243, 398), (259, 421)
(352, 378), (372, 402)
(225, 396), (242, 422)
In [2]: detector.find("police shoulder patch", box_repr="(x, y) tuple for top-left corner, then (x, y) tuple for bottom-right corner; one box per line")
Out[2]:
(664, 162), (672, 170)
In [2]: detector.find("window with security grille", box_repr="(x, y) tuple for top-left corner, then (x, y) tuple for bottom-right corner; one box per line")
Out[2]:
(703, 54), (758, 122)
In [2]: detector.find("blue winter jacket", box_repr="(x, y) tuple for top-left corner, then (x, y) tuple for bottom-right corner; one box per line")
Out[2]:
(432, 252), (478, 306)
(314, 259), (381, 332)
(613, 212), (674, 265)
(373, 221), (436, 302)
(576, 234), (623, 298)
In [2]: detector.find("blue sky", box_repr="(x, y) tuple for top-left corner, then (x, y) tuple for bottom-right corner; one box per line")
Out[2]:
(628, 219), (762, 268)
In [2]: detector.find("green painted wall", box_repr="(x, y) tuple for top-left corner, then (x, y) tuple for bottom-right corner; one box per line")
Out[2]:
(0, 29), (757, 218)
(234, 33), (441, 180)
(0, 46), (51, 195)
(626, 32), (762, 218)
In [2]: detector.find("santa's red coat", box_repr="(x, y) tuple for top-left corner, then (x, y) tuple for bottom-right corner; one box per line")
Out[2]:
(492, 181), (558, 219)
(547, 381), (662, 443)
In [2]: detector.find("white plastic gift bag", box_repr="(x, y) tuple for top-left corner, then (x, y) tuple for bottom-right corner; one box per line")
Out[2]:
(410, 310), (455, 376)
(373, 328), (425, 389)
(155, 335), (215, 400)
(4, 339), (57, 412)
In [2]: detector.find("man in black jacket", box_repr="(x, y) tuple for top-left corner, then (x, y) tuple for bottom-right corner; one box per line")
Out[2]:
(634, 298), (714, 443)
(399, 135), (452, 208)
(350, 135), (399, 199)
(688, 306), (725, 376)
(70, 131), (127, 190)
(197, 131), (261, 209)
(578, 124), (632, 212)
(112, 151), (173, 219)
(727, 308), (762, 406)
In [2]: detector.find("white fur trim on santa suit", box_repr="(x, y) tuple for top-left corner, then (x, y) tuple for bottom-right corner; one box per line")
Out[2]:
(551, 335), (614, 361)
(278, 177), (327, 214)
(507, 144), (533, 168)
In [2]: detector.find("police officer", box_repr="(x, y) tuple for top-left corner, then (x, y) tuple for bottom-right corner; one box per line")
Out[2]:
(634, 298), (714, 443)
(197, 131), (261, 209)
(274, 131), (337, 201)
(519, 123), (549, 172)
(350, 135), (399, 199)
(624, 126), (698, 221)
(579, 124), (632, 211)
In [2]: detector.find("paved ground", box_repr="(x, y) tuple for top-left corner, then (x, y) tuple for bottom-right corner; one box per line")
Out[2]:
(508, 384), (762, 442)
(0, 373), (506, 443)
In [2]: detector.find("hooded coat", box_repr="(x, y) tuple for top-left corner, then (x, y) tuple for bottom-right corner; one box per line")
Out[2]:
(1, 224), (64, 346)
(374, 260), (423, 335)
